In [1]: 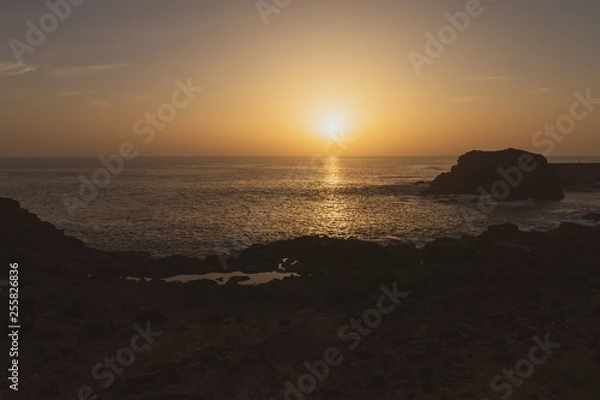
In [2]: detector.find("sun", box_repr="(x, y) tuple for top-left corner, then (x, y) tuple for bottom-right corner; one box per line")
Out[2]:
(322, 116), (346, 140)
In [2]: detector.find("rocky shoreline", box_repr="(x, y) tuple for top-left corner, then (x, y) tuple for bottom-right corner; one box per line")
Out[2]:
(1, 197), (599, 399)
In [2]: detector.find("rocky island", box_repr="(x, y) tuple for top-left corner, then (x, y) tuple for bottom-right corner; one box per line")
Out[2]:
(424, 149), (565, 201)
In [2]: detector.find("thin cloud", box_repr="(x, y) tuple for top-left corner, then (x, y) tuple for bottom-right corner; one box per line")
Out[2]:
(134, 96), (156, 102)
(462, 76), (517, 82)
(53, 64), (130, 78)
(531, 87), (556, 95)
(56, 92), (81, 97)
(0, 62), (39, 77)
(90, 100), (112, 108)
(396, 91), (429, 99)
(446, 96), (489, 104)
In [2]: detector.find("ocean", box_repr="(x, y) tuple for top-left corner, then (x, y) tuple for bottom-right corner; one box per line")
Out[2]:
(1, 156), (599, 258)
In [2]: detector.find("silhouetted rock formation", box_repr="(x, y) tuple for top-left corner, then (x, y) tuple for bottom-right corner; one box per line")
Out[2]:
(0, 197), (90, 265)
(424, 148), (564, 201)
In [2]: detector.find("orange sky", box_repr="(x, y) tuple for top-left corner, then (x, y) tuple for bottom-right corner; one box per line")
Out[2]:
(1, 0), (599, 157)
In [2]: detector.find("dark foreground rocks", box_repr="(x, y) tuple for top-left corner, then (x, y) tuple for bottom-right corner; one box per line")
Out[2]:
(1, 198), (599, 400)
(424, 148), (564, 201)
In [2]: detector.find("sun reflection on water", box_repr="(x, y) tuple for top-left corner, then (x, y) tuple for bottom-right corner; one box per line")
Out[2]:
(317, 157), (352, 234)
(324, 157), (340, 186)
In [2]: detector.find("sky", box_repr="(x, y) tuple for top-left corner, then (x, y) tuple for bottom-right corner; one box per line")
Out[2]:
(0, 0), (599, 157)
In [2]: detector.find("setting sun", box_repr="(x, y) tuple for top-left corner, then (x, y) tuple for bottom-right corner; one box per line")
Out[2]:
(323, 117), (346, 141)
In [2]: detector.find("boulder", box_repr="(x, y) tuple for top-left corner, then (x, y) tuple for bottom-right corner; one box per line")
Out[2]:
(423, 149), (564, 201)
(483, 223), (521, 241)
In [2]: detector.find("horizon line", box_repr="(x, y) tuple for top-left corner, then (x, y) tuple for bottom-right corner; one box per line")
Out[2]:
(1, 155), (600, 159)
